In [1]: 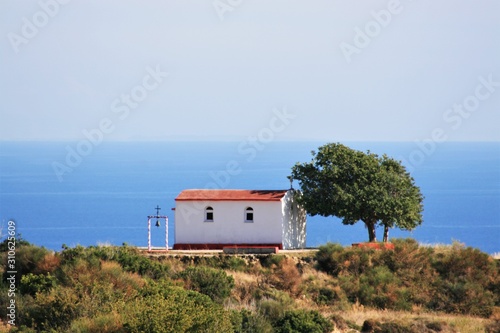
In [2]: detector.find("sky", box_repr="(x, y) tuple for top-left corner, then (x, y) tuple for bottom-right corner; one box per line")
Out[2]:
(1, 0), (499, 142)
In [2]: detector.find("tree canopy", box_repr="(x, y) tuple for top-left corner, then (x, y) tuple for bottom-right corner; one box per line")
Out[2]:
(291, 143), (423, 242)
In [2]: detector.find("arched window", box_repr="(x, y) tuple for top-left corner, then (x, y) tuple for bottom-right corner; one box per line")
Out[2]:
(245, 207), (254, 222)
(205, 206), (214, 222)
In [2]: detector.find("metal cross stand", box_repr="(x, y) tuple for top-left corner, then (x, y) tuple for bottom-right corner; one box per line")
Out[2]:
(147, 205), (168, 252)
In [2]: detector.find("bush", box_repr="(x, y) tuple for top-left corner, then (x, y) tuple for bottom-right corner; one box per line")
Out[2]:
(315, 243), (344, 275)
(315, 287), (337, 306)
(258, 298), (288, 323)
(223, 256), (248, 271)
(358, 266), (404, 310)
(432, 245), (496, 285)
(19, 273), (57, 296)
(22, 286), (81, 331)
(383, 238), (436, 307)
(68, 312), (124, 333)
(178, 266), (234, 303)
(263, 257), (302, 294)
(123, 285), (233, 333)
(260, 254), (286, 268)
(239, 309), (274, 333)
(0, 234), (30, 252)
(108, 246), (170, 279)
(14, 255), (146, 331)
(430, 280), (495, 317)
(316, 243), (376, 277)
(2, 244), (53, 279)
(314, 239), (500, 317)
(274, 310), (332, 333)
(59, 245), (171, 280)
(430, 245), (499, 317)
(196, 254), (249, 272)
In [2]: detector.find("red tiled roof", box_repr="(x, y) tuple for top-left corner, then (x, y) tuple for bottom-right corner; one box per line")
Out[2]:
(175, 189), (288, 202)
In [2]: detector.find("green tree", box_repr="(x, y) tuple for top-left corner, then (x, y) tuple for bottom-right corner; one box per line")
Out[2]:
(291, 143), (423, 242)
(377, 156), (424, 241)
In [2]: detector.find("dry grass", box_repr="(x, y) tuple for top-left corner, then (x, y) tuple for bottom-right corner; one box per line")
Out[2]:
(228, 270), (260, 306)
(420, 241), (500, 261)
(300, 262), (331, 283)
(162, 256), (187, 274)
(0, 321), (11, 333)
(269, 257), (302, 295)
(36, 252), (61, 273)
(418, 240), (466, 252)
(323, 307), (494, 333)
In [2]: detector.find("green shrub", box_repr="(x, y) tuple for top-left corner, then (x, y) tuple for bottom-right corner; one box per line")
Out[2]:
(59, 244), (88, 263)
(316, 243), (377, 277)
(430, 280), (495, 317)
(202, 254), (247, 269)
(123, 286), (233, 333)
(24, 256), (144, 330)
(22, 286), (81, 331)
(430, 245), (499, 317)
(223, 256), (248, 271)
(315, 243), (344, 275)
(258, 298), (288, 323)
(112, 246), (170, 279)
(315, 239), (499, 316)
(178, 266), (234, 303)
(68, 312), (124, 333)
(0, 234), (31, 252)
(358, 266), (402, 309)
(384, 238), (436, 307)
(2, 244), (52, 280)
(260, 254), (286, 268)
(274, 310), (332, 333)
(229, 310), (244, 333)
(238, 309), (274, 333)
(189, 254), (249, 272)
(59, 245), (171, 280)
(432, 245), (496, 285)
(7, 325), (37, 333)
(19, 273), (57, 296)
(315, 287), (337, 306)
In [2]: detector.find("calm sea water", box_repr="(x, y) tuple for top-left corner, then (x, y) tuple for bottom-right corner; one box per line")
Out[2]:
(0, 141), (499, 254)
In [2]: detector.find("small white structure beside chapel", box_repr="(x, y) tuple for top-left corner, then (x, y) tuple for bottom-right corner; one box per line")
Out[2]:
(173, 189), (306, 250)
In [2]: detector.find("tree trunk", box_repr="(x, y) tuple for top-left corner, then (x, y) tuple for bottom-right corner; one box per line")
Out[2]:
(383, 225), (389, 242)
(365, 219), (377, 242)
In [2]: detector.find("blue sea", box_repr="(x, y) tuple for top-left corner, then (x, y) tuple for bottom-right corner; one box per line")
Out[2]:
(0, 141), (499, 254)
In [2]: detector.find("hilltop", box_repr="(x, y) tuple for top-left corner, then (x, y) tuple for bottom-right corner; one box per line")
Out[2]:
(0, 238), (499, 332)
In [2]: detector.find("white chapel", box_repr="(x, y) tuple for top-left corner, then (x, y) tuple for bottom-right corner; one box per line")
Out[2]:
(173, 189), (306, 250)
